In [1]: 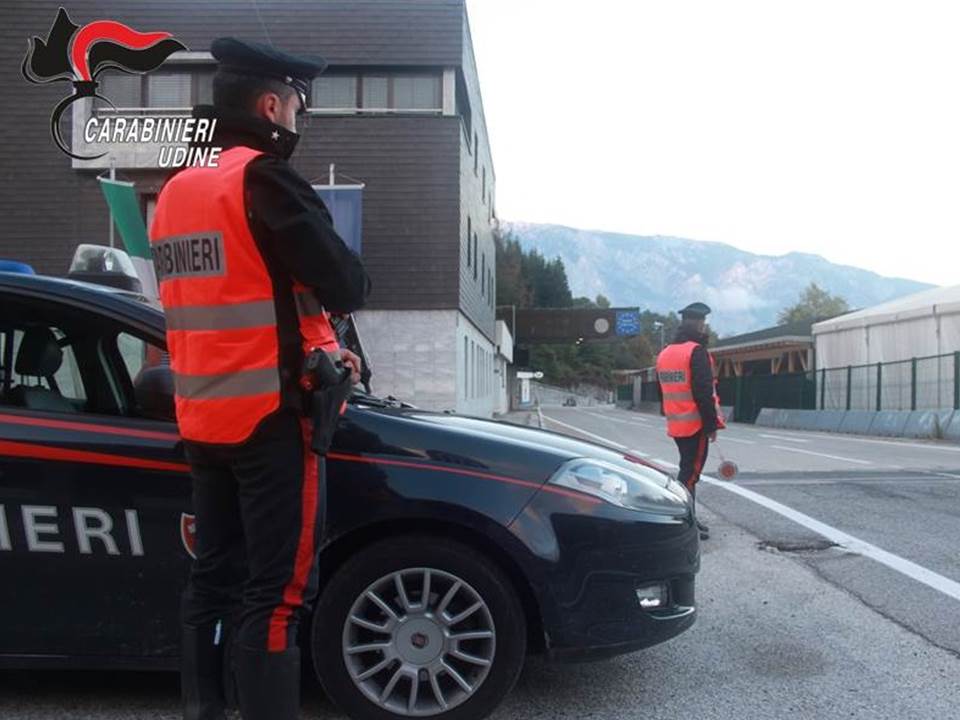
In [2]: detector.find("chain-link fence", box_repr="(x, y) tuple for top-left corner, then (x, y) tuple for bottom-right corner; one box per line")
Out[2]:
(818, 352), (960, 411)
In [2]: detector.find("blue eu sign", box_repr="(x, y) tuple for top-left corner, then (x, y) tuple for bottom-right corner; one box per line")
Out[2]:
(615, 311), (641, 337)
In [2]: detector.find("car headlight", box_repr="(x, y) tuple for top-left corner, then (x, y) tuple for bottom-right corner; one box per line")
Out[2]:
(549, 458), (690, 514)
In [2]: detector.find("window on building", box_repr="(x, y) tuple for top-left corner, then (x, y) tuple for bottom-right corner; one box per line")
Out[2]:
(466, 217), (472, 268)
(481, 257), (486, 297)
(311, 73), (442, 113)
(195, 70), (214, 105)
(312, 75), (358, 111)
(393, 75), (441, 110)
(100, 72), (141, 108)
(473, 235), (478, 280)
(474, 133), (479, 175)
(97, 68), (214, 113)
(361, 76), (388, 109)
(482, 167), (486, 204)
(147, 72), (191, 109)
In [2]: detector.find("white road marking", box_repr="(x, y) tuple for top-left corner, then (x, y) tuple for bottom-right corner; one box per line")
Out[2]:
(738, 477), (960, 486)
(771, 445), (873, 465)
(540, 413), (628, 450)
(932, 471), (960, 480)
(760, 433), (809, 444)
(701, 475), (960, 603)
(586, 411), (651, 426)
(720, 437), (756, 445)
(751, 429), (960, 453)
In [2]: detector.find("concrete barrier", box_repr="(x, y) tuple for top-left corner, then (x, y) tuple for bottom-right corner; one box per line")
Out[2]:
(755, 408), (778, 427)
(839, 410), (876, 435)
(870, 411), (911, 437)
(776, 409), (801, 429)
(935, 411), (955, 439)
(902, 411), (939, 439)
(779, 409), (817, 431)
(942, 412), (960, 443)
(815, 410), (847, 433)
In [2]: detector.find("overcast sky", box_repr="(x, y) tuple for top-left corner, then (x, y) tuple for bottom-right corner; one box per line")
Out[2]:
(466, 0), (960, 287)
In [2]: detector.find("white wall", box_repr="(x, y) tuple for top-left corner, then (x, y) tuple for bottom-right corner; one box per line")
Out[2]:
(355, 309), (459, 411)
(457, 313), (497, 417)
(354, 309), (498, 417)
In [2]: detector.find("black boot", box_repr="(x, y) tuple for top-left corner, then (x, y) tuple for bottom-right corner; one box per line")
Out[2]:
(181, 623), (227, 720)
(235, 644), (301, 720)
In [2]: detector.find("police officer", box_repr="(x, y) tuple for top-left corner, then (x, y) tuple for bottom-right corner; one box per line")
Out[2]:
(655, 303), (724, 540)
(149, 38), (370, 720)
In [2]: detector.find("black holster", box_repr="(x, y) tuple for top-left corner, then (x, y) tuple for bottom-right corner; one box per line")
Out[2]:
(306, 372), (353, 455)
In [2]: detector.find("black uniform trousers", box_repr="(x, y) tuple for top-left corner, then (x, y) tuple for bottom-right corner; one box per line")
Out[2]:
(181, 409), (324, 654)
(674, 430), (710, 498)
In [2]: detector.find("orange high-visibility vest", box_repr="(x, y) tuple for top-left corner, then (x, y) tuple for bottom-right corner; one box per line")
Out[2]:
(656, 341), (723, 437)
(150, 145), (339, 444)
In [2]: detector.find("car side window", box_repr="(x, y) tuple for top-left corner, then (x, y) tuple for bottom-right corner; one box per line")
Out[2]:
(0, 324), (87, 410)
(112, 332), (173, 421)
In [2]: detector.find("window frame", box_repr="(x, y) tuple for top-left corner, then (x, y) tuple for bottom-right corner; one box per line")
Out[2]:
(95, 66), (213, 115)
(308, 72), (443, 115)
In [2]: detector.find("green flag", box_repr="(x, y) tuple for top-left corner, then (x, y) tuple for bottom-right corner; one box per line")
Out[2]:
(98, 177), (157, 297)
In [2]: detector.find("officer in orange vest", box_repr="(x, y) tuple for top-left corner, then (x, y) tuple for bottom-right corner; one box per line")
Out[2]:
(150, 39), (370, 720)
(655, 302), (724, 540)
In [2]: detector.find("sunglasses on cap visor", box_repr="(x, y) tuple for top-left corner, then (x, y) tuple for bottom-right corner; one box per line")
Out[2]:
(296, 89), (307, 116)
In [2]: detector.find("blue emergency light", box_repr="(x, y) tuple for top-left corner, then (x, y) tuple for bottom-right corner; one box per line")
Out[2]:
(0, 260), (36, 274)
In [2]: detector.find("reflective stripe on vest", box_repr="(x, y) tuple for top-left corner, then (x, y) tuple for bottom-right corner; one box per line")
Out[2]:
(150, 146), (339, 443)
(164, 300), (277, 331)
(173, 367), (281, 400)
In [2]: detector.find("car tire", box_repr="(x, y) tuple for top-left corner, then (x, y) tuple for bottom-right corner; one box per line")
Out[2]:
(311, 535), (526, 720)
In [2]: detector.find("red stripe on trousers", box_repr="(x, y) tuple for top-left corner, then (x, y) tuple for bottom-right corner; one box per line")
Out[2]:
(267, 419), (320, 652)
(688, 433), (708, 490)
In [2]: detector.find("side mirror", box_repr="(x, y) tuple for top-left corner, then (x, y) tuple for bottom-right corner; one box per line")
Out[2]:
(134, 364), (175, 422)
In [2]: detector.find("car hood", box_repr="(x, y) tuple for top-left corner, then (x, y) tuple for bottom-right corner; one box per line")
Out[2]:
(341, 405), (672, 488)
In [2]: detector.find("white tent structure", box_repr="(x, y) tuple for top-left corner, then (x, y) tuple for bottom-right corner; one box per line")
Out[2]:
(812, 285), (960, 410)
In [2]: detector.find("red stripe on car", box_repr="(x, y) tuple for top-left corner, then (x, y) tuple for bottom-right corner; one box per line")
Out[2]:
(0, 439), (189, 473)
(0, 412), (180, 442)
(326, 451), (601, 505)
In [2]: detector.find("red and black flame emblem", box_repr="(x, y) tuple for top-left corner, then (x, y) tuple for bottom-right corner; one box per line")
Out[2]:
(22, 7), (186, 159)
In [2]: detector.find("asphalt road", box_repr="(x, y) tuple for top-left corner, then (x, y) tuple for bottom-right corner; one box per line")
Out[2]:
(2, 406), (959, 719)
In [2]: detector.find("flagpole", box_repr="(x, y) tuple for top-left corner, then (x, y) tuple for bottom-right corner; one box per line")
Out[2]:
(108, 156), (116, 248)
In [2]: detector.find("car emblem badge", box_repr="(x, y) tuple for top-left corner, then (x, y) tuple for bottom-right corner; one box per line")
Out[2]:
(180, 513), (197, 559)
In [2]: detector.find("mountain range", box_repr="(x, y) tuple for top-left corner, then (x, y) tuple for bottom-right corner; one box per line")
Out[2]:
(503, 222), (933, 336)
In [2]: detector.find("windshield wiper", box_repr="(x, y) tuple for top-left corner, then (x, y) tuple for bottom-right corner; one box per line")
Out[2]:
(349, 390), (402, 408)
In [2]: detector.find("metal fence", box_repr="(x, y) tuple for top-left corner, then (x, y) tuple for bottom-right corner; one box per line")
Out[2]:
(818, 352), (960, 412)
(647, 351), (960, 423)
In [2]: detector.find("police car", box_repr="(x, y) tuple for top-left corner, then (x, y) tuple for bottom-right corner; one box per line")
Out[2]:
(0, 254), (698, 720)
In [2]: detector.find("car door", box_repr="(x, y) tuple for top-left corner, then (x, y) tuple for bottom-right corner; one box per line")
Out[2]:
(0, 291), (189, 666)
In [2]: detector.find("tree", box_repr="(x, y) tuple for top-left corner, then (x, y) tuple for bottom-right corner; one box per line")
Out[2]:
(778, 283), (850, 325)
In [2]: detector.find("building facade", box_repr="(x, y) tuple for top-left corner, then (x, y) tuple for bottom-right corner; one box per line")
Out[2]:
(0, 0), (500, 415)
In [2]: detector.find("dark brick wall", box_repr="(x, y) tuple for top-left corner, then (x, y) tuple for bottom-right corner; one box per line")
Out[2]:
(300, 116), (461, 310)
(0, 0), (479, 315)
